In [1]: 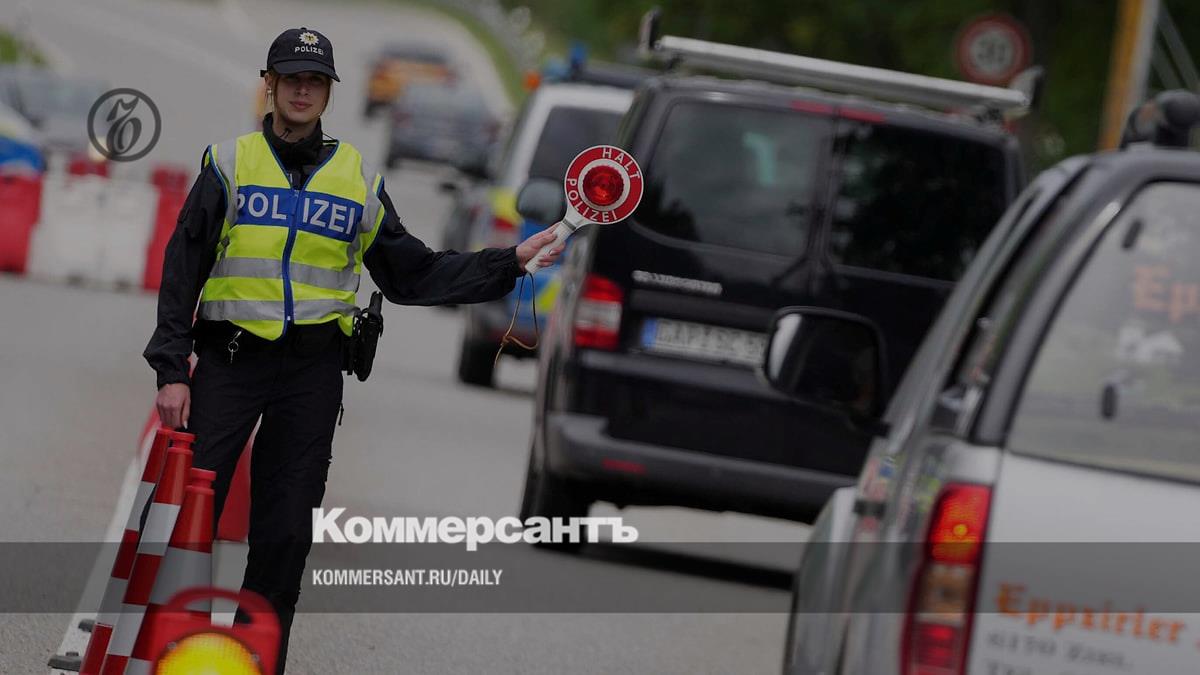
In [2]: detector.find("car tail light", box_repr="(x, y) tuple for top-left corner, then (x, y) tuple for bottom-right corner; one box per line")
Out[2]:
(903, 483), (992, 675)
(601, 458), (646, 475)
(839, 107), (887, 124)
(574, 274), (623, 350)
(489, 215), (518, 247)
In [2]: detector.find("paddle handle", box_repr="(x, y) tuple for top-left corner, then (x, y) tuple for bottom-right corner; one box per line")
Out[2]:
(524, 220), (574, 275)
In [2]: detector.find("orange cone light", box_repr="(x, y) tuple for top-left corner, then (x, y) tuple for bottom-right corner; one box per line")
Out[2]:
(149, 588), (280, 675)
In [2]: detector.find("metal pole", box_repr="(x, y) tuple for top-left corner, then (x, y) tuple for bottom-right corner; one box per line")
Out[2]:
(1098, 0), (1161, 149)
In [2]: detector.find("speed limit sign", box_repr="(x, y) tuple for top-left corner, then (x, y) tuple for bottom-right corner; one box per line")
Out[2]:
(954, 14), (1031, 86)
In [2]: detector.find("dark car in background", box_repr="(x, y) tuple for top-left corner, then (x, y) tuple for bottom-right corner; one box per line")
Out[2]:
(386, 82), (499, 170)
(518, 23), (1031, 527)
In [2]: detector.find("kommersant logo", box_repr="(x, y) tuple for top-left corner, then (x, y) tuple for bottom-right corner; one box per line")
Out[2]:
(313, 509), (639, 551)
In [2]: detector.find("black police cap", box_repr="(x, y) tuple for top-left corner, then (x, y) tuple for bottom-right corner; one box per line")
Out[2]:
(261, 27), (339, 82)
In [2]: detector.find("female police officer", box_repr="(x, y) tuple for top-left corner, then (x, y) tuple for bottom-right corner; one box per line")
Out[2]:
(144, 27), (561, 672)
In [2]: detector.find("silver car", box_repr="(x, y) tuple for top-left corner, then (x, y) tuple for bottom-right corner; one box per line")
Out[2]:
(768, 91), (1200, 675)
(0, 65), (109, 156)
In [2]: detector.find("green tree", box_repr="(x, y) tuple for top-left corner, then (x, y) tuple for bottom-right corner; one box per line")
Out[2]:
(510, 0), (1200, 165)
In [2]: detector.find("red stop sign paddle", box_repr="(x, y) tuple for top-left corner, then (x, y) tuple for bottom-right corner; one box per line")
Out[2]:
(524, 145), (643, 274)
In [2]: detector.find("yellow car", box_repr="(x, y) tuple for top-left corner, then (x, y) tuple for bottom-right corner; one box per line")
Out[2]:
(364, 44), (454, 117)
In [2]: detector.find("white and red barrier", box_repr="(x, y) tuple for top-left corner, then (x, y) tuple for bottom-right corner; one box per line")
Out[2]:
(142, 185), (188, 291)
(0, 174), (42, 274)
(5, 162), (192, 292)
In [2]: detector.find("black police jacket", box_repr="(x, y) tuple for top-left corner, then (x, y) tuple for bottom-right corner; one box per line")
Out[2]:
(144, 115), (522, 388)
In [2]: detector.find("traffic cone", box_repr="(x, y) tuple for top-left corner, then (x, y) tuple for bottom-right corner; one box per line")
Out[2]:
(126, 467), (216, 675)
(99, 444), (192, 675)
(80, 428), (193, 675)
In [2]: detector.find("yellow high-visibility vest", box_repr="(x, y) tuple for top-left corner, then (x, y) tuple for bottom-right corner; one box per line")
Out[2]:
(197, 132), (385, 339)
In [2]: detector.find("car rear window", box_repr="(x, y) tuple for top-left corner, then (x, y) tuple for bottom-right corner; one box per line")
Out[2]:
(403, 85), (488, 117)
(638, 101), (828, 256)
(527, 106), (624, 181)
(829, 124), (1009, 281)
(1008, 182), (1200, 481)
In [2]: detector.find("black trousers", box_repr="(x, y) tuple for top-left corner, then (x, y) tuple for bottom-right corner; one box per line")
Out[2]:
(187, 322), (344, 674)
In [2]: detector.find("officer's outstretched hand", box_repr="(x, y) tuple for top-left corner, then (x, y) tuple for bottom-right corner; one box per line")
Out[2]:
(156, 383), (191, 430)
(515, 227), (565, 270)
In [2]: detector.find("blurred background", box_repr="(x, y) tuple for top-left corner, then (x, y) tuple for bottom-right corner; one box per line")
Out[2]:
(0, 0), (1195, 673)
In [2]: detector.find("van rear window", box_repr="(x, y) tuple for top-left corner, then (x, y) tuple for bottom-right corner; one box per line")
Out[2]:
(829, 124), (1008, 281)
(637, 101), (828, 256)
(1009, 182), (1200, 482)
(527, 107), (624, 181)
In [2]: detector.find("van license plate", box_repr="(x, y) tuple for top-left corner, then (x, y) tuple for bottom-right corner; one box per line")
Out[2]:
(641, 318), (766, 367)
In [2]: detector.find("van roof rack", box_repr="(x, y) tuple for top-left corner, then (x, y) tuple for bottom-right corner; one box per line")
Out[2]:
(638, 9), (1030, 114)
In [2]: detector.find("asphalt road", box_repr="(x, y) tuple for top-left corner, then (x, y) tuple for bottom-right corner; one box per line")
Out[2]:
(0, 0), (810, 672)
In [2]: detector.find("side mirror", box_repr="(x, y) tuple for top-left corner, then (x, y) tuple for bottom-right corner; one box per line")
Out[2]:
(516, 177), (567, 225)
(762, 307), (889, 432)
(452, 148), (491, 181)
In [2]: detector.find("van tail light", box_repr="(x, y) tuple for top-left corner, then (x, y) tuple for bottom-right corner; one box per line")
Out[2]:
(574, 274), (623, 350)
(903, 483), (992, 675)
(489, 215), (518, 247)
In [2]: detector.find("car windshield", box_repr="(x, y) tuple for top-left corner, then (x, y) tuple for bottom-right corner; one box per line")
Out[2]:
(379, 45), (448, 65)
(526, 106), (623, 180)
(15, 75), (104, 119)
(829, 124), (1008, 281)
(637, 101), (828, 257)
(403, 85), (488, 117)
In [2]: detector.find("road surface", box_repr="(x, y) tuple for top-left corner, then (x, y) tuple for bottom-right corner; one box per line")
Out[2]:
(0, 0), (810, 672)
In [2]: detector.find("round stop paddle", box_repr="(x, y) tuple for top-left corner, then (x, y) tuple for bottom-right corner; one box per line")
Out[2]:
(524, 145), (644, 274)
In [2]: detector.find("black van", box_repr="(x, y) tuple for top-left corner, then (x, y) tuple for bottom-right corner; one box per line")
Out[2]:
(519, 34), (1028, 524)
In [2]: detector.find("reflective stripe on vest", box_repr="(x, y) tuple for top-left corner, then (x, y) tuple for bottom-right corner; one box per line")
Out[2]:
(197, 132), (386, 340)
(197, 299), (358, 322)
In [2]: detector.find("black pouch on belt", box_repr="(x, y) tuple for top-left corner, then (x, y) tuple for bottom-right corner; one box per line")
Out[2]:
(290, 321), (342, 357)
(344, 291), (384, 382)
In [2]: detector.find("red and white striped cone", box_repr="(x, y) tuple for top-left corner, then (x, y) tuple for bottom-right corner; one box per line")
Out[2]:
(126, 467), (216, 675)
(99, 444), (192, 675)
(81, 429), (194, 675)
